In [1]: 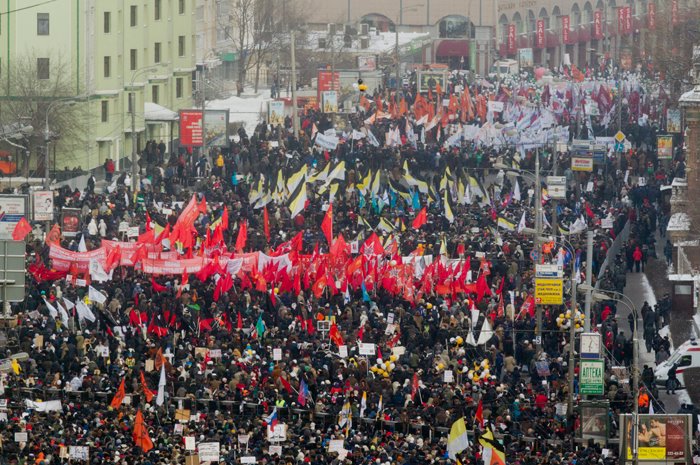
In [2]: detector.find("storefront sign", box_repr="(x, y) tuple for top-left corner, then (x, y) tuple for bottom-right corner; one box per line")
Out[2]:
(536, 20), (545, 48)
(594, 10), (603, 39)
(579, 359), (605, 395)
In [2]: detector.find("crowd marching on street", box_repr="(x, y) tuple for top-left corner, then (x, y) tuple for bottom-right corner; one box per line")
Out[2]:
(0, 63), (688, 465)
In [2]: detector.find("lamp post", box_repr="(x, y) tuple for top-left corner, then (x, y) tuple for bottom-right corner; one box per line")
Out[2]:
(395, 4), (423, 92)
(44, 98), (83, 189)
(578, 284), (639, 465)
(128, 64), (167, 194)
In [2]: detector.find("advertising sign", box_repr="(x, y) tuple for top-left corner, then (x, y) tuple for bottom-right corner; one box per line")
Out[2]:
(594, 10), (603, 39)
(535, 278), (563, 305)
(647, 2), (656, 30)
(536, 20), (545, 48)
(507, 24), (516, 54)
(322, 91), (339, 113)
(561, 16), (570, 44)
(317, 71), (340, 104)
(657, 135), (674, 160)
(357, 55), (377, 71)
(417, 71), (447, 94)
(666, 109), (681, 133)
(621, 414), (692, 461)
(32, 191), (54, 221)
(204, 109), (229, 147)
(268, 100), (285, 125)
(60, 207), (81, 237)
(179, 110), (203, 146)
(518, 48), (534, 68)
(579, 359), (605, 395)
(572, 157), (594, 172)
(0, 195), (27, 240)
(546, 176), (566, 200)
(581, 402), (609, 445)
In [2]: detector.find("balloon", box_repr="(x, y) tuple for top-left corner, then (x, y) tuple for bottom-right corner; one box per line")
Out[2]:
(455, 336), (464, 345)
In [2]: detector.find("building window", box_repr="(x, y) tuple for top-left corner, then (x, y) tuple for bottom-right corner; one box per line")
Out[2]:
(104, 11), (111, 33)
(130, 49), (137, 71)
(154, 0), (161, 20)
(152, 85), (159, 104)
(176, 77), (183, 98)
(103, 56), (111, 78)
(178, 0), (185, 14)
(130, 5), (137, 27)
(37, 58), (50, 80)
(128, 92), (135, 113)
(154, 42), (161, 63)
(101, 101), (109, 123)
(178, 36), (185, 57)
(37, 13), (49, 35)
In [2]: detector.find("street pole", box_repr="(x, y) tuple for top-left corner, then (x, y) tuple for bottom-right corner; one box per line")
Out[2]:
(395, 22), (400, 92)
(567, 253), (578, 422)
(291, 30), (299, 138)
(583, 230), (594, 331)
(535, 147), (543, 352)
(131, 92), (138, 193)
(44, 122), (50, 190)
(201, 63), (208, 161)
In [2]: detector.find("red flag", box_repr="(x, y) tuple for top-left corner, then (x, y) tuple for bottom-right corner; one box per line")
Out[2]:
(412, 208), (427, 229)
(140, 371), (155, 403)
(154, 348), (166, 370)
(585, 202), (595, 219)
(411, 372), (419, 402)
(474, 398), (484, 428)
(221, 206), (229, 230)
(151, 277), (168, 293)
(12, 217), (32, 241)
(328, 322), (344, 347)
(279, 376), (293, 394)
(145, 212), (153, 232)
(133, 410), (154, 452)
(235, 220), (248, 252)
(110, 378), (126, 409)
(45, 224), (61, 246)
(130, 244), (148, 266)
(263, 206), (270, 242)
(105, 245), (122, 271)
(321, 203), (333, 245)
(137, 229), (155, 245)
(237, 311), (243, 330)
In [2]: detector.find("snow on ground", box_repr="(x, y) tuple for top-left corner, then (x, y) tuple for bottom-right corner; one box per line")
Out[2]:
(678, 390), (691, 406)
(658, 325), (675, 351)
(638, 273), (658, 307)
(304, 30), (430, 54)
(206, 88), (271, 137)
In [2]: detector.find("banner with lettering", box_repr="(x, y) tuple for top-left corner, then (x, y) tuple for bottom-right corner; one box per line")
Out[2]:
(623, 7), (632, 35)
(536, 20), (545, 48)
(617, 7), (625, 34)
(561, 16), (570, 44)
(671, 0), (679, 25)
(594, 10), (603, 39)
(49, 245), (108, 272)
(507, 24), (516, 54)
(647, 2), (656, 30)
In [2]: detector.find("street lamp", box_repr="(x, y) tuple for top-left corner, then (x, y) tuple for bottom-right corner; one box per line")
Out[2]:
(395, 4), (423, 92)
(578, 284), (639, 465)
(128, 64), (168, 194)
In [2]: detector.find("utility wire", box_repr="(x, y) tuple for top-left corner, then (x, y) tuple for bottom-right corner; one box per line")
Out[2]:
(0, 0), (58, 17)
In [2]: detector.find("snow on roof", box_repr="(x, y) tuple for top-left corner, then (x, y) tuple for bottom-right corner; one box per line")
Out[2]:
(304, 30), (430, 54)
(667, 212), (691, 232)
(206, 92), (269, 135)
(145, 102), (179, 121)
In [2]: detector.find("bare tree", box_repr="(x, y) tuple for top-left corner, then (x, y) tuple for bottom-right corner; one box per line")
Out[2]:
(0, 52), (87, 176)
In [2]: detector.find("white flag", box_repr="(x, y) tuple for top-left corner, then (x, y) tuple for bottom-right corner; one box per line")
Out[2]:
(76, 300), (96, 323)
(517, 211), (527, 233)
(513, 179), (521, 202)
(156, 364), (166, 406)
(88, 286), (107, 304)
(541, 210), (552, 230)
(45, 298), (68, 326)
(62, 298), (75, 311)
(78, 235), (87, 252)
(43, 298), (58, 319)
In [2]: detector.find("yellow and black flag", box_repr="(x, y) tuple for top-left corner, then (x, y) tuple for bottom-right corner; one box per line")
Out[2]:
(287, 181), (307, 219)
(444, 188), (455, 224)
(479, 427), (506, 465)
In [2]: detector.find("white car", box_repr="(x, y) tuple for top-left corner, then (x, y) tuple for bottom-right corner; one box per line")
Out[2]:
(655, 339), (700, 389)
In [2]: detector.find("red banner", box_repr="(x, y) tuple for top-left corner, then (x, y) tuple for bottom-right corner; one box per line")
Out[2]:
(49, 244), (108, 272)
(624, 6), (632, 34)
(561, 16), (570, 44)
(594, 10), (603, 39)
(617, 7), (625, 34)
(179, 110), (203, 147)
(672, 0), (679, 25)
(646, 2), (655, 30)
(507, 24), (516, 54)
(536, 19), (545, 48)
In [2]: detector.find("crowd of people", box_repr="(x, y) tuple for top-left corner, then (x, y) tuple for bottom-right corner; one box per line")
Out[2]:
(0, 64), (686, 465)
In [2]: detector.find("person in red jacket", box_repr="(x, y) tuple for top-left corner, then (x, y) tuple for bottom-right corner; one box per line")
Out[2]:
(633, 246), (643, 272)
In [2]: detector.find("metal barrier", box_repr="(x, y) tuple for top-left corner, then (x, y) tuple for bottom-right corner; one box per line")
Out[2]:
(596, 220), (631, 287)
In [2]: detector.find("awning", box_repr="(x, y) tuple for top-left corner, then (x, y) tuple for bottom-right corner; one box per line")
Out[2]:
(435, 39), (469, 57)
(145, 102), (179, 122)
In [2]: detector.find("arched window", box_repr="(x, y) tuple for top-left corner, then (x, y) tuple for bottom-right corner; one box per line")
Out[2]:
(539, 8), (549, 30)
(360, 13), (395, 33)
(512, 12), (523, 34)
(438, 15), (470, 38)
(571, 4), (581, 27)
(527, 10), (536, 34)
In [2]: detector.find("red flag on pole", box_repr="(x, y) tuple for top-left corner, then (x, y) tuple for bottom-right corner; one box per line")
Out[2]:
(235, 220), (248, 252)
(12, 217), (32, 241)
(110, 378), (126, 409)
(133, 410), (154, 452)
(475, 398), (484, 428)
(411, 372), (419, 402)
(412, 208), (427, 229)
(321, 203), (333, 245)
(263, 206), (270, 242)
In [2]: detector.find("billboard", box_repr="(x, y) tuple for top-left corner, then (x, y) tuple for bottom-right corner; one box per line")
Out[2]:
(572, 157), (594, 172)
(32, 191), (54, 221)
(268, 100), (285, 125)
(667, 109), (681, 133)
(417, 71), (447, 94)
(322, 91), (338, 113)
(620, 414), (692, 462)
(60, 208), (82, 237)
(580, 402), (609, 445)
(204, 110), (229, 147)
(179, 110), (203, 146)
(357, 56), (377, 71)
(518, 48), (534, 68)
(657, 135), (674, 160)
(0, 195), (28, 240)
(317, 71), (340, 104)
